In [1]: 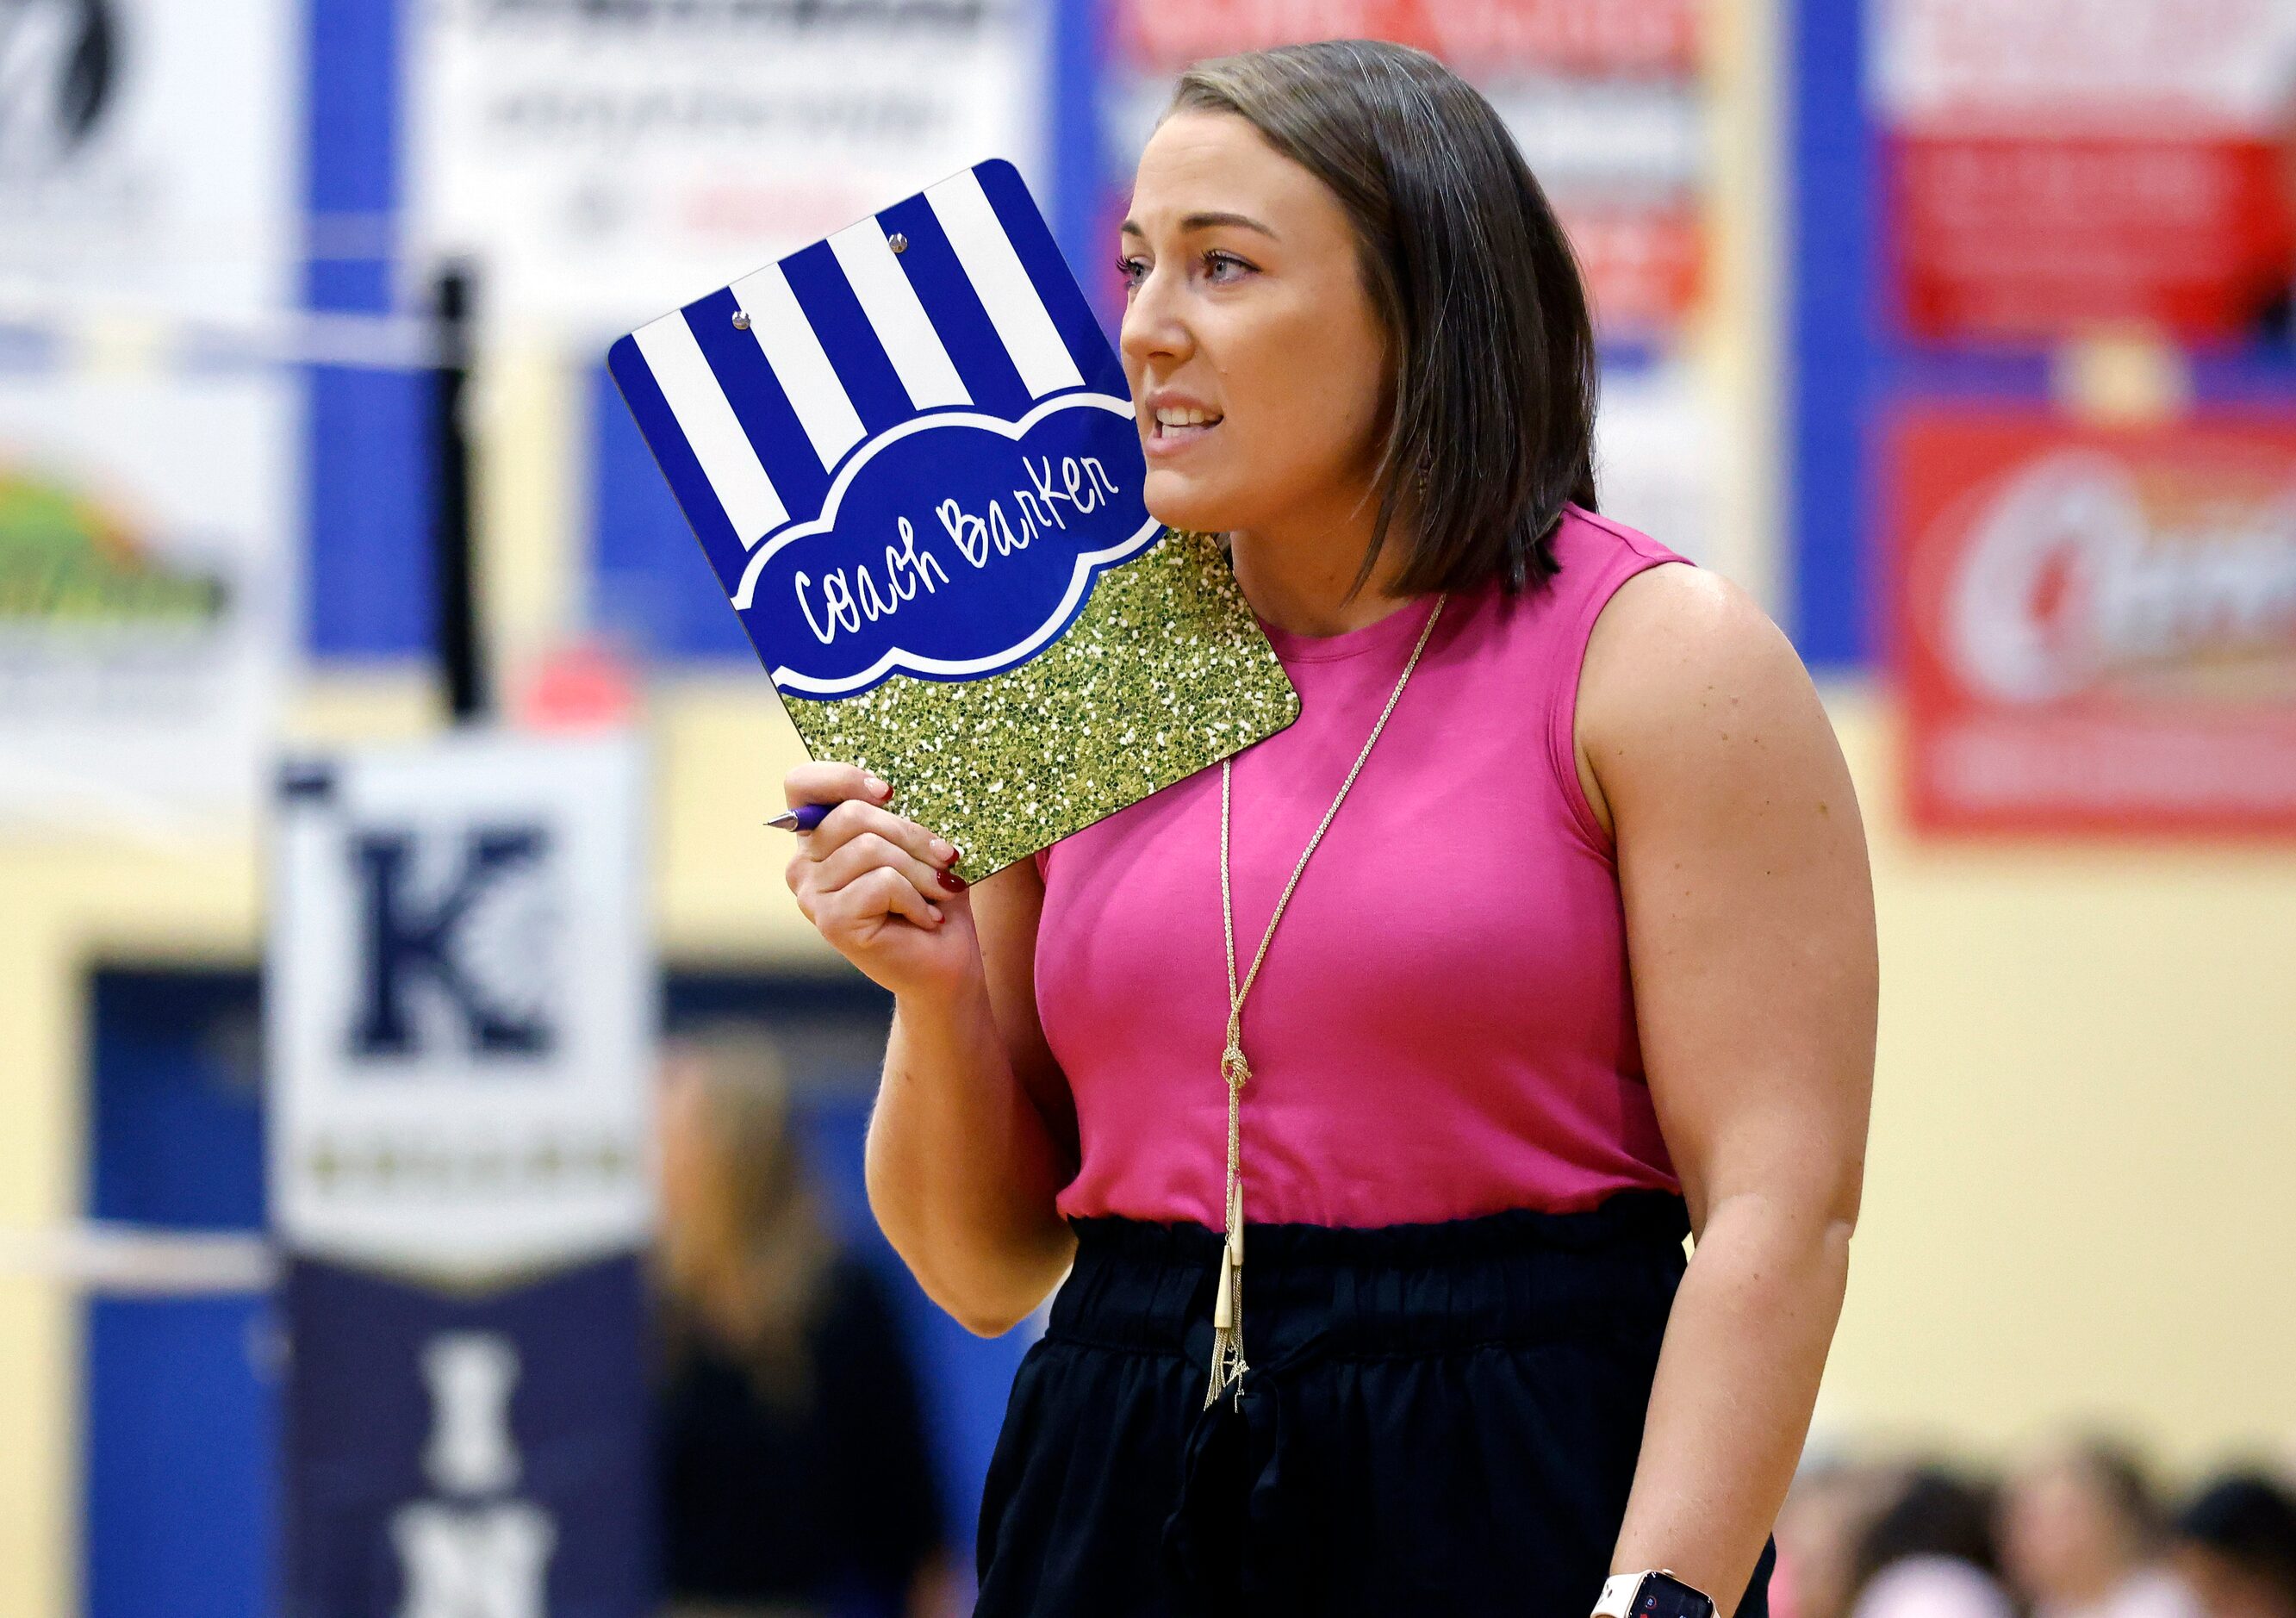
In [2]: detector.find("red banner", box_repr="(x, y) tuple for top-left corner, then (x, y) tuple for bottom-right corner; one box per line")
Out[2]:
(1890, 410), (2296, 836)
(1117, 0), (1700, 77)
(1108, 0), (1709, 334)
(1887, 134), (2294, 342)
(1872, 0), (2296, 342)
(1557, 201), (1703, 336)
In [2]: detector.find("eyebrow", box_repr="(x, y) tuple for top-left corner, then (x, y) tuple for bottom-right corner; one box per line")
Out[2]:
(1119, 211), (1282, 240)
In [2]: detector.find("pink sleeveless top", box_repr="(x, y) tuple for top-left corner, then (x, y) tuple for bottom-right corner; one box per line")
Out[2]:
(1031, 504), (1687, 1229)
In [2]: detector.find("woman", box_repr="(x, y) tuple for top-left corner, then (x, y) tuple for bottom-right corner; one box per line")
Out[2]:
(781, 40), (1876, 1618)
(2169, 1473), (2296, 1618)
(654, 1025), (955, 1618)
(1845, 1468), (2015, 1618)
(2000, 1441), (2198, 1618)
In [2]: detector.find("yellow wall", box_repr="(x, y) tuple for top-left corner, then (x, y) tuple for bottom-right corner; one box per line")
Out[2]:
(7, 675), (2294, 1615)
(1820, 687), (2296, 1472)
(0, 671), (827, 1618)
(4, 0), (2293, 1612)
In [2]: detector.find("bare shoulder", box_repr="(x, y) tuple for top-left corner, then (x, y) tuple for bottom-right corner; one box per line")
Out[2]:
(1573, 562), (1845, 837)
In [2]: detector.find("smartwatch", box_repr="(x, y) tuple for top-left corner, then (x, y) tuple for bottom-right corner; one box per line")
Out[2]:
(1592, 1570), (1718, 1618)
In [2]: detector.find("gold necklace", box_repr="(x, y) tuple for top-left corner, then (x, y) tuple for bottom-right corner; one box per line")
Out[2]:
(1205, 589), (1448, 1409)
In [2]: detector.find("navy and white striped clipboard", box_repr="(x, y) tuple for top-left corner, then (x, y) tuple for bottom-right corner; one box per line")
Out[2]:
(607, 159), (1298, 877)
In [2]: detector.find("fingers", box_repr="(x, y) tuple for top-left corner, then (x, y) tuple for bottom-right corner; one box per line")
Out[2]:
(802, 798), (961, 873)
(786, 846), (944, 932)
(812, 826), (951, 903)
(779, 764), (965, 942)
(821, 863), (944, 932)
(783, 760), (893, 812)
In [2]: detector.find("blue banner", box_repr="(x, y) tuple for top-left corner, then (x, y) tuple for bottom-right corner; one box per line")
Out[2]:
(282, 1255), (650, 1618)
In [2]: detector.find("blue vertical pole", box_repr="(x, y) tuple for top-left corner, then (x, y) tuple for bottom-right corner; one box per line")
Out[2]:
(303, 0), (432, 659)
(1048, 0), (1114, 331)
(1787, 0), (1876, 670)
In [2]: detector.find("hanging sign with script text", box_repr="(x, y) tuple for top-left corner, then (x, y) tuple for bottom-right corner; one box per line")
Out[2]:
(608, 159), (1297, 875)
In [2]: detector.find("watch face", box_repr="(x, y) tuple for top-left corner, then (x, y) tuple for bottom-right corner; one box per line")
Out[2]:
(1635, 1572), (1717, 1618)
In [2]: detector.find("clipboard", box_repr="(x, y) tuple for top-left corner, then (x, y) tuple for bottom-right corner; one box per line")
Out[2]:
(608, 159), (1298, 876)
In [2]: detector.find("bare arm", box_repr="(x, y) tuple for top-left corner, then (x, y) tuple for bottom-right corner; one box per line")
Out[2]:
(1575, 566), (1878, 1615)
(783, 764), (1077, 1336)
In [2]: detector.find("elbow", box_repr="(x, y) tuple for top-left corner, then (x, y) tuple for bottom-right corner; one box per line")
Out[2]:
(860, 1130), (1071, 1336)
(929, 1261), (1058, 1339)
(865, 1183), (1063, 1339)
(940, 1231), (1072, 1336)
(1700, 1177), (1862, 1270)
(952, 1298), (1036, 1340)
(1826, 1162), (1866, 1246)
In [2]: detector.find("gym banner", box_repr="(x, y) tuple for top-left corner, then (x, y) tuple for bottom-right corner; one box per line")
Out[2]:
(1090, 0), (1737, 573)
(0, 0), (300, 324)
(1874, 0), (2296, 343)
(0, 0), (299, 828)
(1889, 409), (2296, 835)
(269, 732), (655, 1617)
(0, 373), (296, 828)
(1101, 0), (1708, 339)
(408, 0), (1052, 335)
(282, 1257), (650, 1618)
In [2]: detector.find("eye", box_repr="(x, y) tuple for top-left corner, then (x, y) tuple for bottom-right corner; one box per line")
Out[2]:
(1115, 253), (1148, 291)
(1202, 250), (1255, 283)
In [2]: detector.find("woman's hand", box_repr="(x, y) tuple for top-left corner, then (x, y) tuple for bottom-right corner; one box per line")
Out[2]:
(782, 762), (975, 1000)
(788, 765), (1076, 1333)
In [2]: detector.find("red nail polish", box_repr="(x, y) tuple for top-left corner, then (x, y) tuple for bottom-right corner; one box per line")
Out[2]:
(937, 868), (966, 893)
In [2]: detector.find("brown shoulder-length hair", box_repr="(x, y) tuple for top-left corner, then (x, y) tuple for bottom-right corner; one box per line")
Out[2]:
(1168, 40), (1599, 599)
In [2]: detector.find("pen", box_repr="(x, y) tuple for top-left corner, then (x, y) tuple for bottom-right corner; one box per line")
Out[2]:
(764, 802), (836, 832)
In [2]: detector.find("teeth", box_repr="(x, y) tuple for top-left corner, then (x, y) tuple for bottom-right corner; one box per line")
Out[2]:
(1154, 407), (1220, 428)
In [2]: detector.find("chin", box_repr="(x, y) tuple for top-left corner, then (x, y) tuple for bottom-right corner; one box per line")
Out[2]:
(1142, 470), (1242, 535)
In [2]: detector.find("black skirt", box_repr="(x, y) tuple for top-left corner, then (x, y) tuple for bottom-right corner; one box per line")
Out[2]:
(974, 1191), (1775, 1618)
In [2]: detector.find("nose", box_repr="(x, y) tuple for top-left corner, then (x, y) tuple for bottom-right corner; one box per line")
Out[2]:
(1119, 258), (1192, 380)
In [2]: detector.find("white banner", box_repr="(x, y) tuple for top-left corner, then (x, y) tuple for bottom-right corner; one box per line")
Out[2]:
(1594, 364), (1720, 575)
(0, 370), (295, 829)
(0, 0), (301, 830)
(1871, 0), (2296, 129)
(0, 0), (300, 324)
(408, 0), (1052, 337)
(268, 732), (656, 1281)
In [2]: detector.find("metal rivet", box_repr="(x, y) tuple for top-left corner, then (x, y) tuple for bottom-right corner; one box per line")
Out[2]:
(731, 309), (751, 330)
(887, 233), (909, 254)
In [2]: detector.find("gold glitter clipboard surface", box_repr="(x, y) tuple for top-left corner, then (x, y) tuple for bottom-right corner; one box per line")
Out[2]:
(607, 160), (1300, 875)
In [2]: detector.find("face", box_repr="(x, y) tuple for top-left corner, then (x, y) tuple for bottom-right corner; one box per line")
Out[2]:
(1775, 1467), (1896, 1618)
(1118, 109), (1395, 538)
(2000, 1459), (2132, 1602)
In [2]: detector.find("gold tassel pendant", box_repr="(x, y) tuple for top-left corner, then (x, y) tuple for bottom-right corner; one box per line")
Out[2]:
(1201, 601), (1444, 1417)
(1204, 1058), (1250, 1410)
(1205, 1237), (1247, 1405)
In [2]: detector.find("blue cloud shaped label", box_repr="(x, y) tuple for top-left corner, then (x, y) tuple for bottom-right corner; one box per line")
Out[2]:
(729, 395), (1160, 698)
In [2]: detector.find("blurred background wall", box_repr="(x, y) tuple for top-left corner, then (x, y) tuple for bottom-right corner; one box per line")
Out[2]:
(1, 1), (2293, 1615)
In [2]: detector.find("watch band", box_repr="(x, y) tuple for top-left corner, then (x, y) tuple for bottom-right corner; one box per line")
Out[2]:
(1594, 1573), (1646, 1617)
(1592, 1570), (1719, 1618)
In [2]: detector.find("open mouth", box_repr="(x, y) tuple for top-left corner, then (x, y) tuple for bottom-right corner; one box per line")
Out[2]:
(1151, 406), (1223, 443)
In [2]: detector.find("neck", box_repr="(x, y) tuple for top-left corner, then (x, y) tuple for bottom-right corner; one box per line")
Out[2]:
(1227, 482), (1417, 637)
